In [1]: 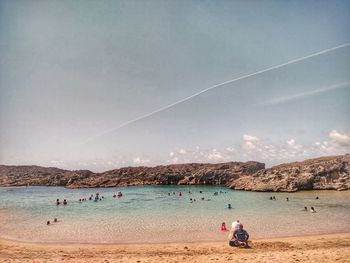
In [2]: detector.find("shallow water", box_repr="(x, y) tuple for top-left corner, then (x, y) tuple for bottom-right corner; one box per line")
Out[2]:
(0, 186), (349, 243)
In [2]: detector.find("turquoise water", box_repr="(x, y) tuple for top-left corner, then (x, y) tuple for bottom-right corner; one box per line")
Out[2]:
(0, 186), (349, 243)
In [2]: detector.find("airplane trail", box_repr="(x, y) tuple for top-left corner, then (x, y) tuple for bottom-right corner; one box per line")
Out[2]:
(256, 82), (350, 106)
(84, 42), (350, 144)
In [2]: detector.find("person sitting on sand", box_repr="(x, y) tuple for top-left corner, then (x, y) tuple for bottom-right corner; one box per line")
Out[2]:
(221, 222), (227, 231)
(229, 224), (249, 248)
(310, 207), (316, 213)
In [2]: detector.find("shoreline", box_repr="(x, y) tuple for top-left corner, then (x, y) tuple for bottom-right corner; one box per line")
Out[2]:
(1, 233), (349, 262)
(1, 230), (349, 246)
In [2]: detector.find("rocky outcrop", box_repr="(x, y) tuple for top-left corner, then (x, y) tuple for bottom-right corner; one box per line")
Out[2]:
(230, 154), (350, 192)
(0, 165), (94, 187)
(0, 161), (264, 188)
(1, 155), (349, 191)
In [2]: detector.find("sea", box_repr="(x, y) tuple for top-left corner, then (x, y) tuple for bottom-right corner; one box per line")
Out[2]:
(0, 186), (349, 243)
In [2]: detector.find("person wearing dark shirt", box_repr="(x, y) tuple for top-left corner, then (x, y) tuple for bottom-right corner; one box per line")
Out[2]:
(229, 224), (249, 248)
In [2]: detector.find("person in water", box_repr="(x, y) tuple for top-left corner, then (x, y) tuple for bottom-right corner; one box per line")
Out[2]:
(304, 206), (308, 211)
(63, 199), (67, 205)
(228, 204), (232, 209)
(229, 224), (249, 248)
(221, 222), (227, 231)
(56, 199), (60, 205)
(310, 207), (316, 213)
(286, 197), (289, 202)
(270, 196), (273, 200)
(316, 196), (319, 200)
(47, 221), (50, 225)
(54, 218), (58, 223)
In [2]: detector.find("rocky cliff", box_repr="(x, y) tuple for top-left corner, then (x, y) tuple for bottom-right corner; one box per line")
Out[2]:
(230, 154), (350, 192)
(1, 154), (349, 191)
(0, 161), (264, 188)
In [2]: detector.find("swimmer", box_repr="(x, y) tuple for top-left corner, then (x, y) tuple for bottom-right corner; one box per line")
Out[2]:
(221, 222), (227, 231)
(304, 206), (308, 211)
(63, 199), (67, 205)
(270, 196), (273, 200)
(316, 196), (319, 200)
(54, 218), (58, 223)
(200, 191), (203, 194)
(56, 198), (60, 205)
(47, 221), (50, 225)
(273, 196), (276, 200)
(168, 193), (171, 196)
(286, 197), (289, 202)
(201, 197), (205, 201)
(310, 207), (316, 213)
(228, 204), (232, 209)
(179, 192), (182, 197)
(113, 193), (117, 198)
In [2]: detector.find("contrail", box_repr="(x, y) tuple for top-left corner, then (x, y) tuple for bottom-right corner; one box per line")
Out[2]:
(84, 42), (350, 144)
(256, 82), (350, 106)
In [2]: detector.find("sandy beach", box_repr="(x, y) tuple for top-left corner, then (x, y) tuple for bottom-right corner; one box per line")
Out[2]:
(1, 233), (349, 263)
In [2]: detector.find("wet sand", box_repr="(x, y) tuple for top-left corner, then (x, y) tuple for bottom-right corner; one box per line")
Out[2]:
(0, 233), (349, 263)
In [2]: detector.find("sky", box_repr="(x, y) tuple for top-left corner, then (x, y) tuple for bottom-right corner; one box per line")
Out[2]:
(0, 0), (349, 172)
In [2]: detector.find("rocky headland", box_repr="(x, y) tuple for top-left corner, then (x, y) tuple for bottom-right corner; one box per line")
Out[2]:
(0, 154), (349, 192)
(230, 154), (350, 192)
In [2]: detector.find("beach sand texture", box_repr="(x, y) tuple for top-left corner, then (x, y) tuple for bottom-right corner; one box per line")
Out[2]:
(1, 233), (349, 263)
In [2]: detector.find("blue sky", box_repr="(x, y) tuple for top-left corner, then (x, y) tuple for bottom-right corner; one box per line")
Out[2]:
(0, 0), (349, 171)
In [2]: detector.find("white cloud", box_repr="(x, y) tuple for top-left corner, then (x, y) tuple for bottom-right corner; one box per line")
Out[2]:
(243, 134), (259, 141)
(50, 160), (64, 166)
(243, 134), (259, 150)
(169, 151), (175, 157)
(208, 149), (223, 161)
(329, 130), (350, 146)
(178, 149), (187, 155)
(225, 147), (235, 152)
(133, 157), (150, 165)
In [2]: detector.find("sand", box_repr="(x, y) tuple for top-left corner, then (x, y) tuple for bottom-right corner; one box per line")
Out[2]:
(0, 233), (349, 263)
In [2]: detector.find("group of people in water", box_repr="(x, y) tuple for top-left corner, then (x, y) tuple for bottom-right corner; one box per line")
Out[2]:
(46, 218), (58, 225)
(56, 198), (67, 206)
(167, 189), (228, 203)
(269, 195), (319, 213)
(49, 192), (124, 225)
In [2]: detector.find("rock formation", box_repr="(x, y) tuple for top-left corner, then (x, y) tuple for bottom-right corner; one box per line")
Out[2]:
(0, 161), (264, 188)
(1, 154), (349, 191)
(230, 154), (350, 192)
